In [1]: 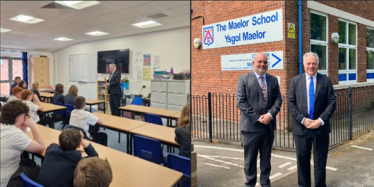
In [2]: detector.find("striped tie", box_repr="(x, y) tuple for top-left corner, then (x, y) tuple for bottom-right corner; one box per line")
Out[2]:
(260, 76), (267, 103)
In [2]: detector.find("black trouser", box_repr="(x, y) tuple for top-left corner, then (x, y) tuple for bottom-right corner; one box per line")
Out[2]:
(7, 157), (40, 187)
(294, 133), (329, 187)
(91, 132), (108, 146)
(110, 94), (120, 116)
(242, 126), (274, 187)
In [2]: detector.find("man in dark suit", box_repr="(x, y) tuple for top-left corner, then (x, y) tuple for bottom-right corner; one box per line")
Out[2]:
(104, 64), (121, 116)
(10, 76), (21, 95)
(237, 53), (282, 187)
(288, 52), (336, 187)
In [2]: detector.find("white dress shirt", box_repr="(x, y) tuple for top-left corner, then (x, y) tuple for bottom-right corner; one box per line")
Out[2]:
(301, 73), (324, 126)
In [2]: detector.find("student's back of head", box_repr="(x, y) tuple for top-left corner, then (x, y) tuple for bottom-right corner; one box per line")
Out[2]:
(74, 96), (86, 110)
(59, 129), (81, 151)
(20, 90), (33, 101)
(74, 157), (113, 187)
(11, 86), (23, 97)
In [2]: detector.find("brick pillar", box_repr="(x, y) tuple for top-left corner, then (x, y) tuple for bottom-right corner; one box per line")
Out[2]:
(191, 144), (197, 187)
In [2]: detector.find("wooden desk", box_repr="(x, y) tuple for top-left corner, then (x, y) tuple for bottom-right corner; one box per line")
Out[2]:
(27, 125), (183, 187)
(170, 112), (181, 119)
(39, 92), (54, 103)
(86, 99), (105, 113)
(119, 105), (180, 127)
(40, 102), (66, 113)
(93, 112), (146, 152)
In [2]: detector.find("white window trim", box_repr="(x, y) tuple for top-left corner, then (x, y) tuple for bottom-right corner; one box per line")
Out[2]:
(310, 11), (328, 76)
(338, 19), (357, 84)
(367, 27), (374, 82)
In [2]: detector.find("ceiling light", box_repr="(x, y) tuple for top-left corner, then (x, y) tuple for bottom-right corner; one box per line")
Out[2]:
(54, 37), (73, 41)
(10, 15), (44, 24)
(54, 1), (100, 9)
(0, 28), (11, 33)
(132, 20), (162, 28)
(86, 31), (109, 36)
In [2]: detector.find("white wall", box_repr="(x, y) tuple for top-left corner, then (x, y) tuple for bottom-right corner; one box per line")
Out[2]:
(54, 27), (190, 100)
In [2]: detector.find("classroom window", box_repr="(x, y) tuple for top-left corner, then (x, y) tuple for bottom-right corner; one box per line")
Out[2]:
(0, 57), (23, 95)
(367, 27), (374, 81)
(310, 12), (328, 75)
(338, 19), (357, 84)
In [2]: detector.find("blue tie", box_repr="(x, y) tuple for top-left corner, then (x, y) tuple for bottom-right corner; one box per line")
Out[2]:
(309, 77), (315, 119)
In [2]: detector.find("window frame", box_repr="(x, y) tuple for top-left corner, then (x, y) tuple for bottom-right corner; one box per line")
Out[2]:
(367, 27), (374, 82)
(338, 18), (357, 84)
(0, 56), (22, 94)
(310, 11), (328, 76)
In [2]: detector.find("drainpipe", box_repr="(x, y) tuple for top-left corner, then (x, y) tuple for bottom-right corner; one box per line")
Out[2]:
(298, 1), (303, 75)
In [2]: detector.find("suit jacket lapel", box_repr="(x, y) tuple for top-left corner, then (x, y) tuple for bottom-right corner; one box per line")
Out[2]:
(265, 74), (271, 108)
(301, 74), (308, 114)
(314, 73), (322, 103)
(250, 71), (264, 100)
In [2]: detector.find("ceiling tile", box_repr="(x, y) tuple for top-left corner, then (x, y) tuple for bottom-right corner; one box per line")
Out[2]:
(165, 5), (190, 16)
(101, 1), (149, 10)
(124, 3), (162, 16)
(101, 10), (136, 21)
(150, 1), (190, 10)
(82, 3), (120, 16)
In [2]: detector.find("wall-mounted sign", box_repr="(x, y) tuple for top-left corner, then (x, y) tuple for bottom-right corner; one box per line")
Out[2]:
(202, 9), (283, 49)
(221, 51), (283, 71)
(288, 23), (295, 39)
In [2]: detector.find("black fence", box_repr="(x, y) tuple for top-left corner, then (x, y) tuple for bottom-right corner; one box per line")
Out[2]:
(191, 86), (374, 150)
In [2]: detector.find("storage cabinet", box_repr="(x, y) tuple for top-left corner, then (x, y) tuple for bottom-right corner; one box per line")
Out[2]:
(30, 57), (50, 88)
(97, 81), (110, 114)
(151, 80), (190, 111)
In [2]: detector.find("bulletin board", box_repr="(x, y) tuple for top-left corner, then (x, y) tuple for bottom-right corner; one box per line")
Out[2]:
(69, 53), (97, 83)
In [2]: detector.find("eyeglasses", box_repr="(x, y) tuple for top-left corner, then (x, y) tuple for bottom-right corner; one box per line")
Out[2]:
(24, 113), (30, 117)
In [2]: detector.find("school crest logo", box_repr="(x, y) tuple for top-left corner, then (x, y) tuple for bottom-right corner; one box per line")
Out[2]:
(203, 26), (214, 46)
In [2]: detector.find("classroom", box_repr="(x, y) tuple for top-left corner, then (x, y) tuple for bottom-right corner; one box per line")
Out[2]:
(0, 1), (191, 187)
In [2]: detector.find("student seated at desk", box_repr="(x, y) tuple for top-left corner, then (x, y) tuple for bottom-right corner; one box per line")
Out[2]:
(7, 87), (23, 102)
(53, 83), (65, 104)
(18, 80), (27, 89)
(175, 104), (191, 158)
(21, 90), (43, 123)
(0, 100), (45, 187)
(64, 85), (78, 105)
(36, 128), (98, 187)
(31, 82), (41, 101)
(74, 157), (113, 187)
(70, 96), (108, 146)
(10, 76), (21, 95)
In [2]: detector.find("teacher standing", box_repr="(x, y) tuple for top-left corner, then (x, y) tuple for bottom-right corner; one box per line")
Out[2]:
(104, 64), (121, 116)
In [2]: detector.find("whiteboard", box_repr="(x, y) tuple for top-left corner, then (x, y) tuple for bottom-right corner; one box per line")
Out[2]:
(69, 53), (97, 82)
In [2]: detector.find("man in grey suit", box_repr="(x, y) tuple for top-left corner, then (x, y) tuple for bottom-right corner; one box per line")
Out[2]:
(237, 53), (282, 187)
(288, 52), (336, 187)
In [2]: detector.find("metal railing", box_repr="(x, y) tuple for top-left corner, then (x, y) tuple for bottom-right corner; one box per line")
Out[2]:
(191, 86), (374, 150)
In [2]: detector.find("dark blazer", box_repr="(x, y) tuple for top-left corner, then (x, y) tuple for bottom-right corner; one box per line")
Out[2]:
(53, 94), (65, 104)
(36, 143), (98, 187)
(32, 89), (41, 101)
(64, 94), (76, 105)
(288, 73), (336, 135)
(236, 71), (282, 132)
(107, 70), (121, 95)
(175, 125), (191, 158)
(10, 82), (17, 95)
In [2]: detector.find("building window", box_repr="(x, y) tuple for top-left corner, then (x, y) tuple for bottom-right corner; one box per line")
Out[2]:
(0, 56), (23, 95)
(338, 19), (357, 84)
(310, 11), (328, 76)
(367, 27), (374, 82)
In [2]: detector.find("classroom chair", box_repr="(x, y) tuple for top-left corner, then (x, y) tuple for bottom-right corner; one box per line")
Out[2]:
(129, 96), (144, 120)
(63, 104), (75, 128)
(21, 172), (44, 187)
(133, 135), (166, 165)
(53, 102), (66, 121)
(167, 154), (191, 187)
(64, 125), (89, 140)
(144, 113), (163, 126)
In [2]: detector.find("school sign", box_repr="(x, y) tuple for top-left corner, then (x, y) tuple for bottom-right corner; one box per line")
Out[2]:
(202, 9), (283, 49)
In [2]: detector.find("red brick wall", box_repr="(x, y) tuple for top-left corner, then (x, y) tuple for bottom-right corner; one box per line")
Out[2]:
(192, 1), (374, 97)
(191, 1), (287, 96)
